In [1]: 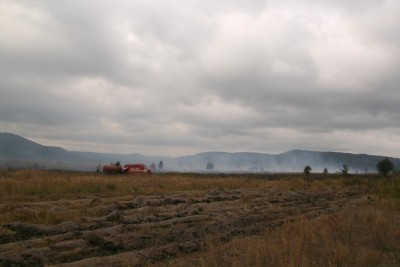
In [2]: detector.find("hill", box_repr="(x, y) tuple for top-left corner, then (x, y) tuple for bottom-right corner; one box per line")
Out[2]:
(0, 133), (399, 173)
(0, 133), (77, 161)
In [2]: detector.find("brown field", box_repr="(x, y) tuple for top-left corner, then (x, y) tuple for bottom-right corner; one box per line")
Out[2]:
(0, 170), (399, 266)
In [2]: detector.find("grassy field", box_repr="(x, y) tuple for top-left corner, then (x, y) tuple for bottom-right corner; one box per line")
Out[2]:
(0, 170), (335, 201)
(0, 170), (399, 266)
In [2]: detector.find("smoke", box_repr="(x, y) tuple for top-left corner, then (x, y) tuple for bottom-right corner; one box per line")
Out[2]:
(153, 150), (382, 173)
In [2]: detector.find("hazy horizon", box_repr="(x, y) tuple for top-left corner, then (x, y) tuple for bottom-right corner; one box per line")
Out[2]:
(3, 132), (394, 174)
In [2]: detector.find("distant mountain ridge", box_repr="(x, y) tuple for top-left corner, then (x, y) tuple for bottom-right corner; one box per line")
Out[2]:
(0, 132), (399, 173)
(0, 133), (77, 160)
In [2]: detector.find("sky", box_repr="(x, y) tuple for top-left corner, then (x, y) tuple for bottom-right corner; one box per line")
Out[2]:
(1, 0), (400, 157)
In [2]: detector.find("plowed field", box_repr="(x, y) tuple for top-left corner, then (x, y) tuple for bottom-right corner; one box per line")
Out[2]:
(0, 184), (371, 266)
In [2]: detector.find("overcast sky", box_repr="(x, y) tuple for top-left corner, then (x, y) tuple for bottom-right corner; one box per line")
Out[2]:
(1, 0), (399, 157)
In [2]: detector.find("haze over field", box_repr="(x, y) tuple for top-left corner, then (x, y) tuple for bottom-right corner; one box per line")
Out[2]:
(2, 133), (399, 173)
(1, 1), (399, 157)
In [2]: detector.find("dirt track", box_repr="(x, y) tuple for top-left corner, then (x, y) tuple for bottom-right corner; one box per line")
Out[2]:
(0, 186), (371, 266)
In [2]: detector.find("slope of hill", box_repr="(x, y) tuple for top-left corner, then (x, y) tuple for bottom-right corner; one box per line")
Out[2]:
(0, 133), (398, 173)
(0, 133), (77, 161)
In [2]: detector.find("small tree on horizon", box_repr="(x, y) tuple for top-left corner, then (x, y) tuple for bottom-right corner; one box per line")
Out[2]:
(340, 163), (349, 177)
(323, 168), (328, 175)
(304, 165), (312, 183)
(377, 158), (394, 177)
(158, 161), (164, 170)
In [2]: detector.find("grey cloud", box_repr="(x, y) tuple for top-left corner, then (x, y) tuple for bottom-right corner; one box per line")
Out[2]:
(1, 0), (399, 157)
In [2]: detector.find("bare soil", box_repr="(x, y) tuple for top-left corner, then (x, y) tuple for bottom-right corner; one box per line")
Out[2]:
(0, 186), (371, 266)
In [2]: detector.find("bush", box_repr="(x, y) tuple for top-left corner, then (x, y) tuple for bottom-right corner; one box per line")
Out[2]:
(377, 158), (394, 177)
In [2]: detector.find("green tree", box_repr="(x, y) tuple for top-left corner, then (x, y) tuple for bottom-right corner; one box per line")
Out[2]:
(377, 158), (394, 177)
(304, 165), (312, 175)
(323, 168), (328, 175)
(304, 165), (312, 182)
(158, 160), (164, 170)
(340, 164), (349, 177)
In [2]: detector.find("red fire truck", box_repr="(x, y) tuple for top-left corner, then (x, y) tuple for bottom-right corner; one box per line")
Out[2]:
(102, 165), (123, 174)
(123, 164), (152, 174)
(102, 163), (151, 174)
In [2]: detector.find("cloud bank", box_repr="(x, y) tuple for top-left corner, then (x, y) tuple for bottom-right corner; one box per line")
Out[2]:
(1, 0), (399, 157)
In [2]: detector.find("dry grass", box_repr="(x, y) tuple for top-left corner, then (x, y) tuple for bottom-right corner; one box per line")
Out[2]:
(0, 170), (347, 201)
(151, 207), (400, 267)
(146, 174), (399, 267)
(0, 170), (302, 225)
(1, 170), (400, 266)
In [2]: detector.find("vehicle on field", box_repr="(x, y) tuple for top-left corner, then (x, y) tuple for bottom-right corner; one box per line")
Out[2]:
(124, 163), (152, 174)
(102, 163), (151, 174)
(102, 164), (123, 174)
